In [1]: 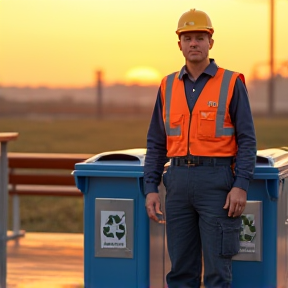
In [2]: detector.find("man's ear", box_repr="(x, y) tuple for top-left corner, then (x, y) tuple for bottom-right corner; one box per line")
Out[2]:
(178, 40), (182, 51)
(209, 38), (214, 50)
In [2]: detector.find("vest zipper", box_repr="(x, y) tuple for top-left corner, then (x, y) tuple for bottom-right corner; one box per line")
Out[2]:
(187, 112), (192, 156)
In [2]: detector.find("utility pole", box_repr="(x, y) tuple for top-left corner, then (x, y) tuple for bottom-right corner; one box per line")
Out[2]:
(268, 0), (275, 116)
(96, 70), (103, 119)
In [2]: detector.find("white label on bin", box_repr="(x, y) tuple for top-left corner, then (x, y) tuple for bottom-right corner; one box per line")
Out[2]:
(101, 211), (127, 249)
(239, 214), (256, 253)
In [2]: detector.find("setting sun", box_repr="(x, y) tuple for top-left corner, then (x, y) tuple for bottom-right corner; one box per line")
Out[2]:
(125, 67), (161, 86)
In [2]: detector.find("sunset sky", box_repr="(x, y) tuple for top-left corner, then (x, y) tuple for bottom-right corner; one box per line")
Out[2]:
(0, 0), (288, 87)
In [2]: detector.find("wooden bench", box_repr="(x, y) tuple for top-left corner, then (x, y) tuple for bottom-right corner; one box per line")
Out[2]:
(7, 152), (93, 240)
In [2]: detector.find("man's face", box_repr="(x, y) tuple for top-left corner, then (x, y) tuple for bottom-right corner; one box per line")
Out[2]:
(178, 32), (214, 64)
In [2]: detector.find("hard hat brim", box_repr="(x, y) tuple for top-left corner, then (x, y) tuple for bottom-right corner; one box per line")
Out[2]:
(176, 27), (214, 36)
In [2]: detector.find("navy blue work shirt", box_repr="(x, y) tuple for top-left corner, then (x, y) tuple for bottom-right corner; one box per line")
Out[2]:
(144, 59), (257, 195)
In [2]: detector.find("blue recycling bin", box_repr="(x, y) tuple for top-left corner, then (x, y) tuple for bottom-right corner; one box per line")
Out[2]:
(73, 148), (149, 288)
(232, 148), (288, 288)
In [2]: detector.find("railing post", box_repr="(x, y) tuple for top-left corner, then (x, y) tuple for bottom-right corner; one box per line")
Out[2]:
(0, 133), (18, 288)
(13, 194), (20, 245)
(0, 142), (8, 288)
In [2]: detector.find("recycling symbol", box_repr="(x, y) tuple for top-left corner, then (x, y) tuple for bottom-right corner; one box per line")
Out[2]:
(240, 214), (256, 242)
(103, 214), (126, 240)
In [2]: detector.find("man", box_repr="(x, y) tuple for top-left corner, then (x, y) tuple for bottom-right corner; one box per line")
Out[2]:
(144, 8), (257, 288)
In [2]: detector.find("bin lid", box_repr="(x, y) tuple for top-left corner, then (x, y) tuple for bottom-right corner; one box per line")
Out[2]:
(256, 148), (288, 179)
(74, 148), (146, 172)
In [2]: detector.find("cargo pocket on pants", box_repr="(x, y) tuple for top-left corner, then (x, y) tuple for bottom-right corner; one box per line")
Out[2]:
(217, 217), (241, 258)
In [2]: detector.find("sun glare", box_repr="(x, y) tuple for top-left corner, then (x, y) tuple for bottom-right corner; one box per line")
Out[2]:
(125, 66), (161, 86)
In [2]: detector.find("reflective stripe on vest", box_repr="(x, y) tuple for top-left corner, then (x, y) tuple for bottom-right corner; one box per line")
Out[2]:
(165, 73), (181, 136)
(164, 70), (235, 138)
(216, 70), (234, 137)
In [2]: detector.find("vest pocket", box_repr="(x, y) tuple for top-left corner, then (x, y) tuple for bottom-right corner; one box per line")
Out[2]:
(167, 113), (183, 137)
(197, 111), (218, 140)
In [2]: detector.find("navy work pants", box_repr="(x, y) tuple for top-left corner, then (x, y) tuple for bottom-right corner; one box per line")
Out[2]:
(163, 164), (241, 288)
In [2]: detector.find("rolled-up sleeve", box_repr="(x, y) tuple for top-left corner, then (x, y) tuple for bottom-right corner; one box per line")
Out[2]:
(230, 77), (257, 192)
(144, 88), (169, 195)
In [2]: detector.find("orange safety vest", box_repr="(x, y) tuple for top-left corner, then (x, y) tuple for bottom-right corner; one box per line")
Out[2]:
(160, 68), (245, 157)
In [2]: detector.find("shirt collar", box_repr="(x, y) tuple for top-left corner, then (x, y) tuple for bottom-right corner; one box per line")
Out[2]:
(178, 59), (218, 80)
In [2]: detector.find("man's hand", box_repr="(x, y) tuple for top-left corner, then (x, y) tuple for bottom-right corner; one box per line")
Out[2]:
(145, 192), (162, 222)
(223, 187), (247, 217)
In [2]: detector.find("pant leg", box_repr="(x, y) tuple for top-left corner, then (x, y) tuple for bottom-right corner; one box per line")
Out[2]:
(164, 166), (202, 288)
(192, 165), (241, 288)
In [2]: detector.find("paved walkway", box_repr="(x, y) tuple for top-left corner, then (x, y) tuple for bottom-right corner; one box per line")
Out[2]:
(7, 232), (84, 288)
(6, 232), (204, 288)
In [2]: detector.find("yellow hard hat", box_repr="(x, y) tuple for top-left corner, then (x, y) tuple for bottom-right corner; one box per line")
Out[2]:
(176, 9), (214, 36)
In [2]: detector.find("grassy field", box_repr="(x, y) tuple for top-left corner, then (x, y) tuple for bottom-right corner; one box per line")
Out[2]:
(0, 117), (150, 154)
(1, 116), (288, 233)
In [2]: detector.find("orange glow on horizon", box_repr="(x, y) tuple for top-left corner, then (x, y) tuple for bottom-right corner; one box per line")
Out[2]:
(0, 0), (288, 87)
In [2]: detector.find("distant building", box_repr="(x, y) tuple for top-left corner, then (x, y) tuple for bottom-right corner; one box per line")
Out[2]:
(247, 75), (288, 115)
(1, 78), (288, 116)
